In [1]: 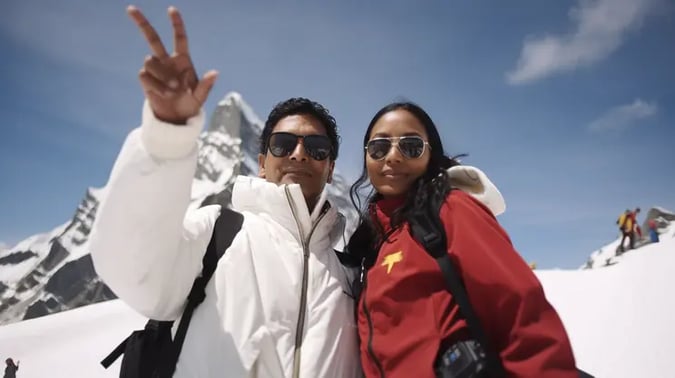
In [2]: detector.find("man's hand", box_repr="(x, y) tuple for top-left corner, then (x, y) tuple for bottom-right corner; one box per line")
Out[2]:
(128, 6), (218, 124)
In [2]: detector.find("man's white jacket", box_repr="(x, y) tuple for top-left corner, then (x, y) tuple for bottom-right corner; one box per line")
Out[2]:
(91, 103), (360, 378)
(90, 102), (506, 378)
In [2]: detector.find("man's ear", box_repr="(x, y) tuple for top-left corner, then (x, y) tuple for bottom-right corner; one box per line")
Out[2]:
(326, 160), (335, 184)
(258, 153), (266, 178)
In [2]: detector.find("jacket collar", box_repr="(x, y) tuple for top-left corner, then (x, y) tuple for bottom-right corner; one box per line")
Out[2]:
(369, 195), (406, 234)
(231, 176), (342, 248)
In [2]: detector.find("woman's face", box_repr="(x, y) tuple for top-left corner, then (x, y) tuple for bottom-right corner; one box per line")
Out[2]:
(366, 109), (431, 198)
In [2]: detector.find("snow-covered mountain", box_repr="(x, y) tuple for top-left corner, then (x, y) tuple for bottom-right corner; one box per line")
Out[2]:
(0, 92), (358, 325)
(2, 211), (674, 377)
(0, 188), (113, 325)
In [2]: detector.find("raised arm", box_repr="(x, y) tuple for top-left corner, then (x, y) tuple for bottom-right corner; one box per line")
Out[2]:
(90, 6), (220, 321)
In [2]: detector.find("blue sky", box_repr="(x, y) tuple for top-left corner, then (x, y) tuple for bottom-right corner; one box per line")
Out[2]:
(1, 0), (673, 268)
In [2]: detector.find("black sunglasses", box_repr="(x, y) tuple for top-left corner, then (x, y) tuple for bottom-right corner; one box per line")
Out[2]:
(267, 132), (333, 161)
(365, 136), (430, 160)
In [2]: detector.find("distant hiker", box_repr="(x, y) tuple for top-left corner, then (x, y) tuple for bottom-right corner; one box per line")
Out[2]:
(617, 209), (635, 254)
(529, 261), (537, 270)
(632, 207), (642, 240)
(583, 258), (593, 270)
(648, 219), (660, 243)
(4, 358), (19, 378)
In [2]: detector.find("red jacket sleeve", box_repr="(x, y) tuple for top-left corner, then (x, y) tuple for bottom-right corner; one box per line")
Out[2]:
(441, 190), (577, 377)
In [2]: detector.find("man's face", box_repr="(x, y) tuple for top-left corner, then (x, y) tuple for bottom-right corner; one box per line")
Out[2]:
(258, 114), (335, 208)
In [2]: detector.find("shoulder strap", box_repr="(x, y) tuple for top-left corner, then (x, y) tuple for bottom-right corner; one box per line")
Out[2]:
(334, 249), (361, 268)
(408, 191), (505, 377)
(159, 207), (244, 377)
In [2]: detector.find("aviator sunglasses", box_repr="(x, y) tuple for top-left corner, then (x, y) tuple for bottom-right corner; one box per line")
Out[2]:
(267, 132), (333, 161)
(365, 136), (430, 160)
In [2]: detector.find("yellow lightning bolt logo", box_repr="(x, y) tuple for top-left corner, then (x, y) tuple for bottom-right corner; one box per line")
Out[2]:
(381, 251), (403, 274)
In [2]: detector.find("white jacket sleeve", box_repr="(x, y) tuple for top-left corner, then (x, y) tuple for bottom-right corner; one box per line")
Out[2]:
(447, 165), (506, 216)
(90, 101), (221, 320)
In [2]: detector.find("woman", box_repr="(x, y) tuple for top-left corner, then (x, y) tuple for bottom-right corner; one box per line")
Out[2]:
(347, 102), (577, 377)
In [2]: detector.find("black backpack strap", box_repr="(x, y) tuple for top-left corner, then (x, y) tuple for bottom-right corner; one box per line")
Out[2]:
(334, 249), (361, 268)
(409, 191), (506, 377)
(158, 207), (244, 377)
(100, 336), (128, 368)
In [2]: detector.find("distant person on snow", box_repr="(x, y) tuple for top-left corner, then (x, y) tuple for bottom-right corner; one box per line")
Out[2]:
(4, 358), (19, 378)
(648, 219), (660, 243)
(617, 209), (634, 253)
(632, 207), (642, 240)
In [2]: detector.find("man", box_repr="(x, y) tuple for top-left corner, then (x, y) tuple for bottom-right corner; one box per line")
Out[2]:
(90, 6), (358, 377)
(632, 207), (642, 241)
(91, 6), (505, 377)
(617, 209), (633, 254)
(618, 207), (642, 253)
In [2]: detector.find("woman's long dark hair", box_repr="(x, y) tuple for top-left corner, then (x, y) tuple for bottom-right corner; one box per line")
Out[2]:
(348, 102), (464, 259)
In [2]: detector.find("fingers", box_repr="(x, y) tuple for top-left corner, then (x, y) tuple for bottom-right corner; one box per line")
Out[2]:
(139, 69), (170, 97)
(193, 70), (219, 104)
(139, 67), (217, 106)
(168, 6), (189, 55)
(127, 5), (169, 59)
(144, 55), (180, 89)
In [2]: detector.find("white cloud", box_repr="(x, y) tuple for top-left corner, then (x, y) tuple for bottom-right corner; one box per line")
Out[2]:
(588, 99), (657, 132)
(507, 0), (660, 85)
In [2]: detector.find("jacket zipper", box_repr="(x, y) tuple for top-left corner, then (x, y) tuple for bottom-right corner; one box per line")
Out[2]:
(285, 186), (327, 378)
(361, 260), (385, 378)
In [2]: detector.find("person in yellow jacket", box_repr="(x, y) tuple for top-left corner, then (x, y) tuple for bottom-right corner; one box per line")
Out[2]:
(617, 209), (634, 253)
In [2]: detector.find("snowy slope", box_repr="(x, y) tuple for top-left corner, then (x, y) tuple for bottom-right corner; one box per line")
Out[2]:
(537, 220), (675, 377)
(1, 218), (673, 377)
(0, 300), (146, 377)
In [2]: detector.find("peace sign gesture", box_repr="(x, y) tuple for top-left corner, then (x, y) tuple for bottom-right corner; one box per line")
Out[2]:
(128, 6), (218, 124)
